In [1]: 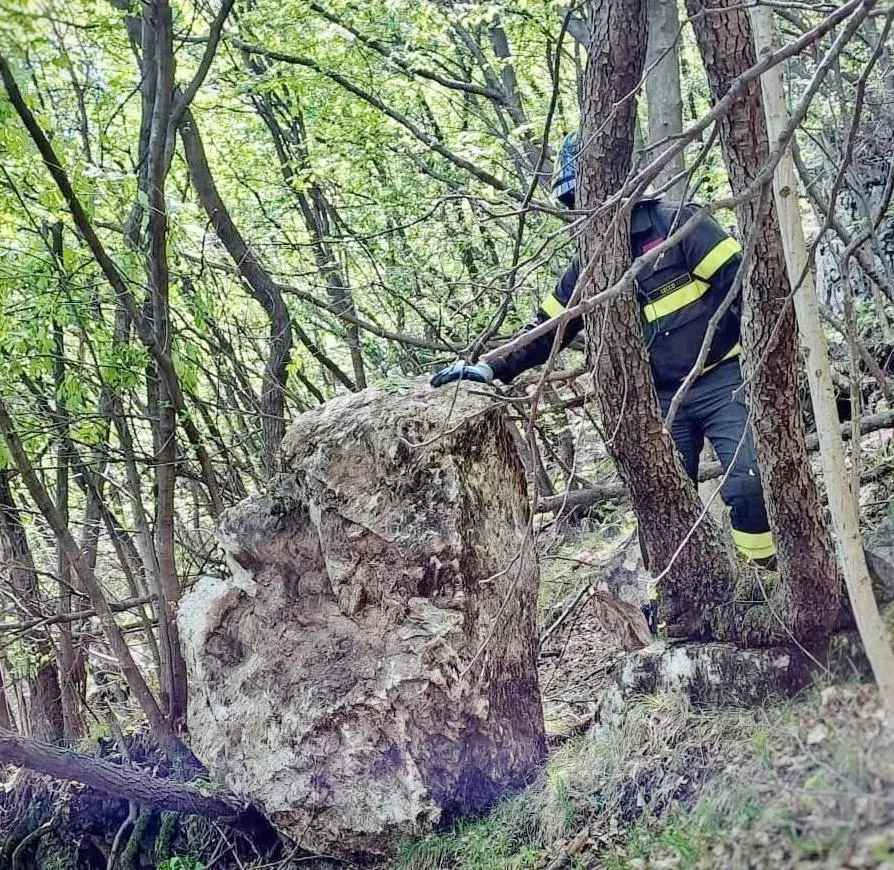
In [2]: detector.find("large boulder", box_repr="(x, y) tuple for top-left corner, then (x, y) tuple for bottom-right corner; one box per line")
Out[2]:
(178, 382), (546, 862)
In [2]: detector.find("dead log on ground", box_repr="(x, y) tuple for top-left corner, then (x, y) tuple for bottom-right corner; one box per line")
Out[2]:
(0, 730), (237, 817)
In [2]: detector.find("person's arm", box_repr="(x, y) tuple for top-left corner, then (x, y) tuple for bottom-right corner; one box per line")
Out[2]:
(489, 259), (584, 382)
(430, 260), (584, 387)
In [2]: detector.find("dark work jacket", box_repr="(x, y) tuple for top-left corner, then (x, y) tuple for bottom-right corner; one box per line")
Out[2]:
(489, 199), (743, 391)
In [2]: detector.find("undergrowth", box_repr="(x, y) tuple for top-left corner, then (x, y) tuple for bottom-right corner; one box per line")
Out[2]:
(394, 685), (894, 870)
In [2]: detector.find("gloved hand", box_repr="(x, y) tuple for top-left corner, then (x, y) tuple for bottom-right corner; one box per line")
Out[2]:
(430, 360), (494, 388)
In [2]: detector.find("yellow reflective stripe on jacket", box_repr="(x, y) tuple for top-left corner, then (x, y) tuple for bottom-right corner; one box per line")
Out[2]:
(703, 342), (742, 374)
(720, 342), (742, 363)
(731, 528), (776, 561)
(693, 236), (742, 280)
(642, 279), (709, 323)
(540, 293), (565, 318)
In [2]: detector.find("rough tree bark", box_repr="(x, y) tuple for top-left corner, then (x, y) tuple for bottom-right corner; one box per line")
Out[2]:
(645, 0), (686, 198)
(0, 472), (64, 743)
(537, 407), (894, 512)
(686, 0), (840, 643)
(0, 730), (236, 817)
(751, 4), (894, 713)
(578, 0), (739, 640)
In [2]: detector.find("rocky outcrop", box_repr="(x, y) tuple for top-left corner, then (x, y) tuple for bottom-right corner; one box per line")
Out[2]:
(593, 641), (815, 729)
(862, 516), (894, 606)
(178, 382), (545, 862)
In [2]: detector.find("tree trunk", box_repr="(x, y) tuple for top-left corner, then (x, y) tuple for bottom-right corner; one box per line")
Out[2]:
(146, 0), (189, 728)
(750, 4), (894, 715)
(0, 669), (13, 732)
(0, 472), (65, 743)
(686, 0), (839, 643)
(0, 401), (191, 762)
(645, 0), (686, 198)
(50, 223), (84, 741)
(537, 408), (894, 512)
(247, 80), (367, 393)
(178, 108), (297, 469)
(579, 0), (739, 641)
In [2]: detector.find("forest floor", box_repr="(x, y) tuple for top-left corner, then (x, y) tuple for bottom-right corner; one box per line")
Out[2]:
(395, 513), (894, 870)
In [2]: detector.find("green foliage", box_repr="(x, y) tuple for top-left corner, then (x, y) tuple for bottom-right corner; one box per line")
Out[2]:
(77, 720), (112, 753)
(0, 2), (891, 867)
(397, 811), (542, 870)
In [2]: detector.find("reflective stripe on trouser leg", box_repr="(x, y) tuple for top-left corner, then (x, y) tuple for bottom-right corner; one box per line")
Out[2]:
(691, 361), (775, 562)
(724, 482), (775, 560)
(731, 527), (776, 560)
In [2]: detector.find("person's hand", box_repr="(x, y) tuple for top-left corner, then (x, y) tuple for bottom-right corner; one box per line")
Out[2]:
(429, 361), (494, 388)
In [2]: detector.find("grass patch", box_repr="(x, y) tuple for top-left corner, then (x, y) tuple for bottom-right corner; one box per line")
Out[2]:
(396, 807), (541, 870)
(394, 685), (894, 869)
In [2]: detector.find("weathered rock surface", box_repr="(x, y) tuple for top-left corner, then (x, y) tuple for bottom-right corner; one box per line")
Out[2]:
(862, 516), (894, 606)
(539, 590), (651, 733)
(596, 531), (651, 608)
(178, 381), (545, 862)
(593, 641), (815, 729)
(590, 630), (881, 732)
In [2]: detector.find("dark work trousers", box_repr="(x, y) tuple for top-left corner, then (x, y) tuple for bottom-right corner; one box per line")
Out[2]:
(657, 358), (775, 560)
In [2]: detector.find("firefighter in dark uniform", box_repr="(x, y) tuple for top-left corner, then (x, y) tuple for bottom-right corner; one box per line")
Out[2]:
(431, 132), (776, 565)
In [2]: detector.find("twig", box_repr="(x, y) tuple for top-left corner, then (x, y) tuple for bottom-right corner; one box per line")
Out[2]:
(11, 820), (53, 870)
(540, 582), (597, 648)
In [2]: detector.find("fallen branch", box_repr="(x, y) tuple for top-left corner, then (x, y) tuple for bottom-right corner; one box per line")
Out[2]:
(538, 409), (894, 512)
(0, 730), (237, 818)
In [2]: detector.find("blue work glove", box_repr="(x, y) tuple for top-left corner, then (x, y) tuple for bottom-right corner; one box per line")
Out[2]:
(430, 361), (494, 388)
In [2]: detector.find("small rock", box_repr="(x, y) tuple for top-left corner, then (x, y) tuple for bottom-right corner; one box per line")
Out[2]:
(806, 723), (828, 745)
(820, 686), (841, 708)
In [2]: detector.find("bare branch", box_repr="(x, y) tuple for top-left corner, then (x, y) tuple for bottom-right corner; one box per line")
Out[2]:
(171, 0), (237, 128)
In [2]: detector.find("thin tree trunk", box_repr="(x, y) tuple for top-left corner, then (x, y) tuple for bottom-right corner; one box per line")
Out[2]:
(751, 4), (894, 712)
(687, 0), (839, 643)
(645, 0), (686, 198)
(0, 400), (192, 761)
(178, 108), (297, 469)
(0, 472), (65, 743)
(50, 223), (84, 741)
(145, 0), (189, 730)
(0, 669), (13, 732)
(579, 0), (739, 641)
(246, 79), (367, 393)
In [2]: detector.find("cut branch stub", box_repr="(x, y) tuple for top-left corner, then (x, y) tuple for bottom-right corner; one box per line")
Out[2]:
(178, 380), (546, 862)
